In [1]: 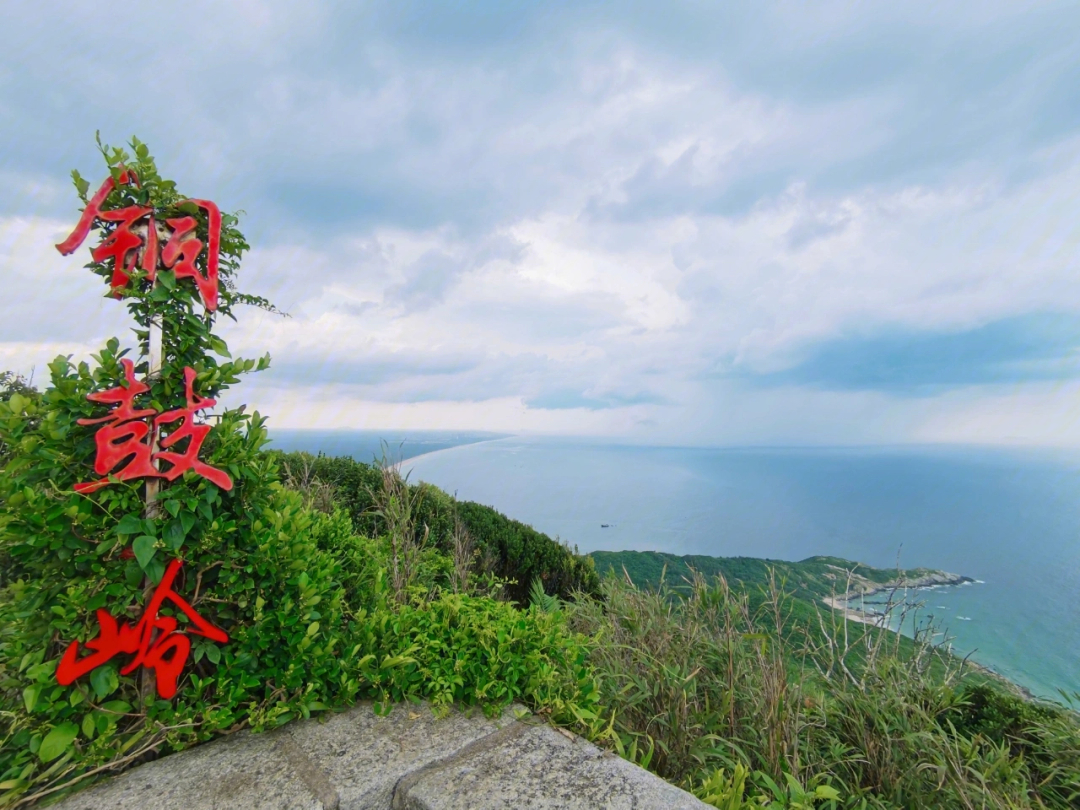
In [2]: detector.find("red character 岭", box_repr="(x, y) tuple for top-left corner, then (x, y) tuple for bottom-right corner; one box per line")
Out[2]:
(154, 367), (233, 491)
(74, 359), (161, 494)
(56, 559), (229, 699)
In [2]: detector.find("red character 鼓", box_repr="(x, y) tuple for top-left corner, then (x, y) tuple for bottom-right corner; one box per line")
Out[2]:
(56, 559), (229, 699)
(153, 367), (232, 491)
(74, 359), (162, 494)
(75, 362), (233, 493)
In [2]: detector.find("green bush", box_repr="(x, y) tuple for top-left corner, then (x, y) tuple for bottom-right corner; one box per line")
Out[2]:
(567, 572), (1080, 810)
(276, 450), (601, 604)
(348, 594), (598, 716)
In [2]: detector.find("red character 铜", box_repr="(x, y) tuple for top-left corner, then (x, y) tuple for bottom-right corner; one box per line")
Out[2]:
(55, 172), (220, 310)
(56, 559), (229, 699)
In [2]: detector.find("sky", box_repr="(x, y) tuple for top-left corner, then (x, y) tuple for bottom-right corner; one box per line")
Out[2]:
(2, 0), (1079, 446)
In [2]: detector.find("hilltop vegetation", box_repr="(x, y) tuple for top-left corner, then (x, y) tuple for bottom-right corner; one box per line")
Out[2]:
(3, 405), (1079, 808)
(274, 450), (601, 604)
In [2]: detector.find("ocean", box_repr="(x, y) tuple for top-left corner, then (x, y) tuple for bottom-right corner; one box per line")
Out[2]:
(273, 431), (1080, 701)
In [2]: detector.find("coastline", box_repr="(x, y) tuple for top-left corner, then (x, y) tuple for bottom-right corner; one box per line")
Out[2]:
(394, 435), (517, 475)
(820, 570), (1042, 701)
(821, 569), (975, 627)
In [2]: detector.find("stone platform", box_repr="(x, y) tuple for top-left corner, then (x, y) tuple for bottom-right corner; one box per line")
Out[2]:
(52, 702), (708, 809)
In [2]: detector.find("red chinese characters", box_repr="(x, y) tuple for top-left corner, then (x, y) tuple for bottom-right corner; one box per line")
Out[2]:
(55, 173), (221, 311)
(74, 359), (159, 494)
(153, 366), (233, 491)
(56, 559), (229, 699)
(74, 360), (232, 494)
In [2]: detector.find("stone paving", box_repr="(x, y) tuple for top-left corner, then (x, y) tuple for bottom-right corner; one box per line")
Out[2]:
(51, 702), (708, 809)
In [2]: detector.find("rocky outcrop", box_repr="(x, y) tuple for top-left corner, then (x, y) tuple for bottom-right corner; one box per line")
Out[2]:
(51, 702), (707, 810)
(823, 564), (972, 601)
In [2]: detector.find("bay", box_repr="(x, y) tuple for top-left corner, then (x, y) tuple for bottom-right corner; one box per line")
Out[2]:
(399, 437), (1080, 701)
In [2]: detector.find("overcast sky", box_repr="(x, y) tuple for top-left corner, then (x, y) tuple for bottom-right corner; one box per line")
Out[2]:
(2, 1), (1079, 445)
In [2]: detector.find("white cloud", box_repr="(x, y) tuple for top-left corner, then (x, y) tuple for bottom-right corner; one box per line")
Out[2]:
(4, 2), (1080, 445)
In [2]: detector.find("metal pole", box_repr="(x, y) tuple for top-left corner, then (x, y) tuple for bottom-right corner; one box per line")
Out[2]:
(142, 220), (166, 521)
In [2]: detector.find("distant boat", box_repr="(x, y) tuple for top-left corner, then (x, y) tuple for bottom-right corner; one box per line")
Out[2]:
(601, 523), (612, 528)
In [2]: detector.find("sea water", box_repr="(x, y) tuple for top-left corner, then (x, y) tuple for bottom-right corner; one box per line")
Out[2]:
(394, 438), (1080, 701)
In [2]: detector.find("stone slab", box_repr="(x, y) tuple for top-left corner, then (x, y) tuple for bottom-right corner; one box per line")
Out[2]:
(283, 702), (517, 810)
(396, 723), (709, 810)
(51, 727), (326, 810)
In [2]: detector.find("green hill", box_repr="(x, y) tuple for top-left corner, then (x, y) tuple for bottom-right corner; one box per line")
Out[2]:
(590, 549), (971, 606)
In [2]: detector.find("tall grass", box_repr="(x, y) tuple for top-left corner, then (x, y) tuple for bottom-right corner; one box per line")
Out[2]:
(566, 570), (1080, 809)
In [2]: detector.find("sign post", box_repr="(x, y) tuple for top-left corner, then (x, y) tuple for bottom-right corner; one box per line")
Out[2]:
(52, 149), (236, 701)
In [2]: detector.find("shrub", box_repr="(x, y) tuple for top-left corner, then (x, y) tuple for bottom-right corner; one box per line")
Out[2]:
(276, 450), (602, 604)
(567, 572), (1080, 810)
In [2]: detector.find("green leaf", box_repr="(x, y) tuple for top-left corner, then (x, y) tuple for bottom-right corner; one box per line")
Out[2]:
(150, 284), (171, 302)
(22, 685), (40, 713)
(116, 514), (143, 535)
(815, 785), (841, 801)
(165, 519), (185, 551)
(133, 535), (157, 569)
(179, 510), (197, 536)
(158, 269), (177, 291)
(81, 714), (96, 741)
(90, 666), (118, 700)
(71, 169), (90, 199)
(38, 723), (78, 763)
(145, 556), (166, 584)
(209, 336), (231, 358)
(164, 500), (181, 518)
(205, 644), (221, 665)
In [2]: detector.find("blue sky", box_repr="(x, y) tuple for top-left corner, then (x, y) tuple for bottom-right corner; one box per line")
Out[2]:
(2, 0), (1079, 445)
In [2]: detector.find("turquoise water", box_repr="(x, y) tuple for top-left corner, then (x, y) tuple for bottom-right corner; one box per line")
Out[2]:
(398, 438), (1080, 701)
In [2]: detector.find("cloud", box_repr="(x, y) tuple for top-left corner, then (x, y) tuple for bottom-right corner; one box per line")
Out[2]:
(4, 1), (1080, 445)
(750, 313), (1080, 395)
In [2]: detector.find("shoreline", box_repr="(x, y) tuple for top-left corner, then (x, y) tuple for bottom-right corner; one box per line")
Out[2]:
(393, 435), (517, 475)
(821, 567), (975, 626)
(821, 572), (1043, 701)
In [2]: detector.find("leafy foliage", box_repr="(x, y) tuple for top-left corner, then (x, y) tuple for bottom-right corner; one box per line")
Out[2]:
(567, 571), (1080, 809)
(275, 450), (601, 604)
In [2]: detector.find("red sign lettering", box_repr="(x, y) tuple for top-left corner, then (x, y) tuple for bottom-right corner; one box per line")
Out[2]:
(55, 173), (221, 310)
(56, 559), (229, 699)
(153, 367), (233, 491)
(74, 361), (233, 493)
